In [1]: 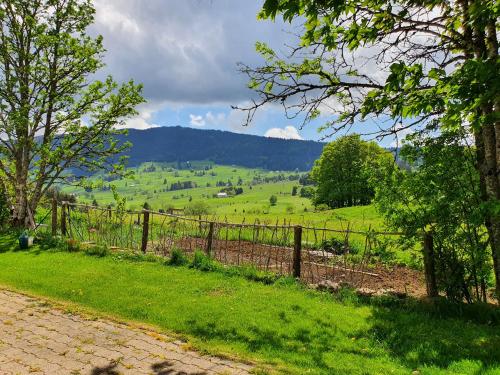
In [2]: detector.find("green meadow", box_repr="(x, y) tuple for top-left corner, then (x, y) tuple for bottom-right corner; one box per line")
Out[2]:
(63, 162), (384, 232)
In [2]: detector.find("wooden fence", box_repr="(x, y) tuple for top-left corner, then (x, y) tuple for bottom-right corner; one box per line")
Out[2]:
(45, 200), (435, 296)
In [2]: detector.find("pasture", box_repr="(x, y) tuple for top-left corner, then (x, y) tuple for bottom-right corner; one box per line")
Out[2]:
(63, 162), (384, 231)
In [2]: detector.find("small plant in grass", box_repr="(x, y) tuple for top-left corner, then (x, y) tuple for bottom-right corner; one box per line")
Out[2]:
(36, 232), (66, 251)
(168, 248), (188, 266)
(84, 245), (109, 258)
(190, 250), (219, 272)
(235, 265), (280, 285)
(65, 238), (81, 253)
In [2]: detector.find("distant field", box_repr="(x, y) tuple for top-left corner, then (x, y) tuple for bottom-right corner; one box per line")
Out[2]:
(63, 162), (385, 232)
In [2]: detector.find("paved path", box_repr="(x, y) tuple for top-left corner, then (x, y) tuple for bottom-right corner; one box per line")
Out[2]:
(0, 289), (253, 375)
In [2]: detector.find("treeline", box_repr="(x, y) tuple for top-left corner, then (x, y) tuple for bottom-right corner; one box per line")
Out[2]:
(251, 173), (301, 185)
(115, 126), (325, 171)
(169, 181), (197, 191)
(306, 132), (496, 303)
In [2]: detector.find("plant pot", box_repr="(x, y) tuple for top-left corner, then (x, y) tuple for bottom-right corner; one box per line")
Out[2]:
(19, 234), (34, 249)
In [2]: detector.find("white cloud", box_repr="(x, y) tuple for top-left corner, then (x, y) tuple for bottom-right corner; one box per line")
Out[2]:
(116, 103), (161, 130)
(265, 126), (303, 140)
(205, 111), (226, 126)
(189, 114), (206, 127)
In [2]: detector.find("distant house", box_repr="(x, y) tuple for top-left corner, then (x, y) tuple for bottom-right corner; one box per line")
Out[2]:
(216, 192), (228, 198)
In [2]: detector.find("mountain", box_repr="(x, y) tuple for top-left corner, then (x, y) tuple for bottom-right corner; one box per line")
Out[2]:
(118, 126), (325, 171)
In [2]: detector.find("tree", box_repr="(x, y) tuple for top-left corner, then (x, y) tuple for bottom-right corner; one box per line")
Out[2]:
(0, 0), (144, 228)
(291, 186), (298, 196)
(241, 0), (500, 299)
(300, 186), (314, 199)
(269, 195), (277, 206)
(376, 128), (490, 302)
(311, 135), (392, 208)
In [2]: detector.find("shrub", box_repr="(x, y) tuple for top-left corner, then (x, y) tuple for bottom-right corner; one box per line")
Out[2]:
(190, 250), (219, 271)
(84, 245), (109, 257)
(168, 248), (188, 266)
(269, 195), (277, 206)
(36, 232), (66, 251)
(65, 238), (81, 253)
(235, 265), (280, 285)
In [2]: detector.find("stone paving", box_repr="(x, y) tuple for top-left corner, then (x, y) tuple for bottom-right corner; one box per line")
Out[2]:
(0, 289), (253, 375)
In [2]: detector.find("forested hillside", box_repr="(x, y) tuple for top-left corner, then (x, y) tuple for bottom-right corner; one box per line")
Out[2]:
(117, 127), (324, 171)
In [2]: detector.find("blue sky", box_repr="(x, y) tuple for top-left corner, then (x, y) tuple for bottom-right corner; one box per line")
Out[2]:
(90, 0), (399, 147)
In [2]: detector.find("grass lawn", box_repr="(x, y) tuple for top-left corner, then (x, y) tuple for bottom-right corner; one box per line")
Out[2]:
(0, 235), (499, 374)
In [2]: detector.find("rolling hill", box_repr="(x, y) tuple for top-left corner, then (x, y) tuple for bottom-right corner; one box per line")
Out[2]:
(118, 126), (325, 171)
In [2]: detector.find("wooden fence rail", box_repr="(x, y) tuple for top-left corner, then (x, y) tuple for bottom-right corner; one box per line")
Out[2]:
(46, 201), (434, 297)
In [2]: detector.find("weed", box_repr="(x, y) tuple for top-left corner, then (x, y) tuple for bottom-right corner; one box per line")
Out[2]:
(168, 248), (188, 266)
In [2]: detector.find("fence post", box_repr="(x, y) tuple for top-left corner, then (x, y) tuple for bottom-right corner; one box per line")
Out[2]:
(206, 222), (214, 256)
(60, 202), (67, 236)
(423, 232), (438, 298)
(51, 198), (58, 236)
(141, 209), (150, 253)
(293, 225), (302, 278)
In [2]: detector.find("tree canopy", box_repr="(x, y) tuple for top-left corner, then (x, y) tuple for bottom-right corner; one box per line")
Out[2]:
(242, 0), (500, 300)
(311, 134), (392, 208)
(376, 128), (490, 302)
(0, 0), (144, 227)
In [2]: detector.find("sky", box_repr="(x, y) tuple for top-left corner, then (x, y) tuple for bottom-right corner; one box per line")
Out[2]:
(90, 0), (396, 146)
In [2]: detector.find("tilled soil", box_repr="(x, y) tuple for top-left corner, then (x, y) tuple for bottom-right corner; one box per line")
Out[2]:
(149, 236), (427, 297)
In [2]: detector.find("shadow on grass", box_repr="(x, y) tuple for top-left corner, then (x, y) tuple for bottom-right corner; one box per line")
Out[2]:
(186, 296), (500, 372)
(357, 297), (500, 371)
(0, 233), (21, 253)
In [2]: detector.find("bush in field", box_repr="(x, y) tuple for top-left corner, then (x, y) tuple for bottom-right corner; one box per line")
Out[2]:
(65, 239), (81, 253)
(184, 201), (211, 215)
(300, 186), (315, 198)
(269, 195), (277, 206)
(84, 245), (109, 258)
(37, 232), (66, 251)
(190, 250), (219, 271)
(168, 248), (188, 266)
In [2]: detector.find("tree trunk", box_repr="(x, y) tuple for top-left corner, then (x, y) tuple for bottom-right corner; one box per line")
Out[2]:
(470, 10), (500, 302)
(12, 154), (33, 229)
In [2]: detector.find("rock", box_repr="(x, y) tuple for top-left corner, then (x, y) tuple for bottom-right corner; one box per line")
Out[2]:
(375, 288), (407, 299)
(356, 288), (376, 297)
(316, 280), (341, 293)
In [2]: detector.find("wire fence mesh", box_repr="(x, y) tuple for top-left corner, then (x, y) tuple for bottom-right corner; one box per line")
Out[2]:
(42, 202), (424, 294)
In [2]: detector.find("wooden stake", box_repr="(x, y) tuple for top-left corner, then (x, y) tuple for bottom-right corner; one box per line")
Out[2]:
(293, 225), (302, 278)
(206, 222), (214, 256)
(141, 210), (150, 253)
(51, 198), (58, 236)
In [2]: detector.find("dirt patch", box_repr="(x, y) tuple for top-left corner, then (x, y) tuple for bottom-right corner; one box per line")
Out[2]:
(149, 236), (427, 298)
